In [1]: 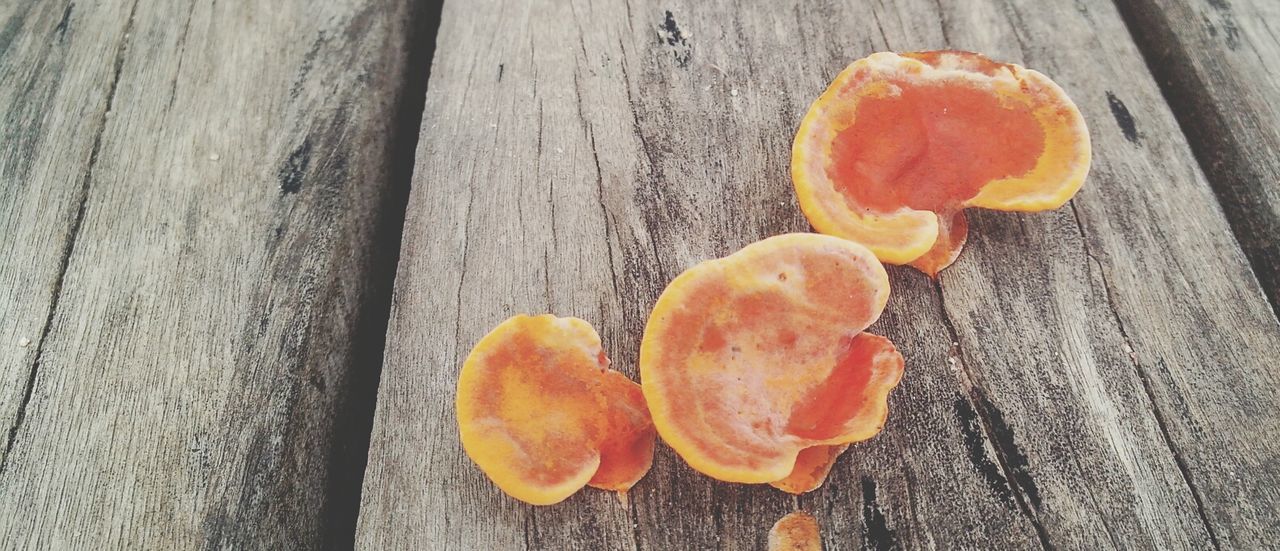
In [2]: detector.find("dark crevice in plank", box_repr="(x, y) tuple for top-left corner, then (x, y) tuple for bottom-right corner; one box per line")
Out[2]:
(931, 0), (953, 46)
(1112, 0), (1280, 321)
(860, 477), (898, 551)
(52, 3), (73, 39)
(933, 280), (1053, 550)
(326, 0), (445, 548)
(163, 2), (196, 111)
(626, 499), (644, 551)
(450, 190), (475, 368)
(1068, 201), (1223, 550)
(586, 125), (626, 332)
(0, 0), (140, 475)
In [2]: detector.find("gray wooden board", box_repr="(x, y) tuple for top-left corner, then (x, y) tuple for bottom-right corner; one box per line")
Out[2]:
(358, 0), (1280, 549)
(1115, 0), (1280, 319)
(1, 0), (133, 484)
(0, 0), (423, 547)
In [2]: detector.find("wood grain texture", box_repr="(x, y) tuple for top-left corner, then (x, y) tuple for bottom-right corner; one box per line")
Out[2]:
(0, 0), (425, 547)
(1115, 0), (1280, 318)
(1, 0), (134, 480)
(358, 0), (1280, 549)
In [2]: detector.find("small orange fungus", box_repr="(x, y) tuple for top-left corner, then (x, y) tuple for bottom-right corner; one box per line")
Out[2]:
(768, 511), (823, 551)
(640, 234), (904, 489)
(457, 314), (655, 505)
(792, 50), (1091, 275)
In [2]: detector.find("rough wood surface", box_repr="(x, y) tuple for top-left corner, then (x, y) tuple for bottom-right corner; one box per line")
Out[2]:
(359, 0), (1280, 549)
(1115, 0), (1280, 318)
(0, 0), (424, 547)
(2, 0), (133, 474)
(357, 0), (1280, 549)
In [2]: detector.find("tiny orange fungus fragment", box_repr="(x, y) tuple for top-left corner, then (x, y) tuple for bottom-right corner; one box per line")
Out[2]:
(640, 234), (904, 489)
(793, 50), (1091, 275)
(768, 511), (823, 551)
(457, 314), (655, 505)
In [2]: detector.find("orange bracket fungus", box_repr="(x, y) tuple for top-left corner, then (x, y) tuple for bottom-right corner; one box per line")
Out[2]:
(792, 50), (1091, 276)
(768, 511), (823, 551)
(640, 234), (904, 492)
(457, 314), (655, 505)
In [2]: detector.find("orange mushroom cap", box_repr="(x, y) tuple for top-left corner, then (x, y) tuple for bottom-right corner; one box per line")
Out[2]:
(792, 50), (1091, 275)
(768, 511), (823, 551)
(457, 314), (655, 505)
(640, 234), (904, 487)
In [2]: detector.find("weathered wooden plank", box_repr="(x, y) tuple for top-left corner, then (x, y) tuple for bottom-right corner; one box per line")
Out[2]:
(0, 0), (428, 547)
(880, 0), (1280, 547)
(947, 2), (1280, 546)
(358, 0), (1280, 549)
(1115, 0), (1280, 318)
(2, 0), (133, 482)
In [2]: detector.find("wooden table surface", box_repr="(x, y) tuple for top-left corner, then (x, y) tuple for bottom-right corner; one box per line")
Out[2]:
(2, 0), (1278, 549)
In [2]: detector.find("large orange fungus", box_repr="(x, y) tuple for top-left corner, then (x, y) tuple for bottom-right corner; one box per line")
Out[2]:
(792, 51), (1091, 275)
(640, 234), (904, 490)
(457, 314), (655, 505)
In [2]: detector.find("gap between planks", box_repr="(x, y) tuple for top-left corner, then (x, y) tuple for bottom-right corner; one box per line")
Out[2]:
(324, 0), (447, 546)
(1112, 0), (1280, 323)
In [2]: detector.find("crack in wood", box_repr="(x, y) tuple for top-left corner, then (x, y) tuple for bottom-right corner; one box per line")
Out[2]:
(615, 49), (670, 280)
(164, 1), (197, 111)
(1068, 201), (1222, 550)
(933, 279), (1053, 550)
(54, 2), (74, 40)
(587, 126), (623, 302)
(0, 0), (140, 476)
(953, 395), (1016, 507)
(451, 188), (475, 369)
(931, 0), (952, 45)
(870, 8), (892, 50)
(524, 510), (536, 551)
(861, 476), (899, 551)
(1065, 432), (1124, 549)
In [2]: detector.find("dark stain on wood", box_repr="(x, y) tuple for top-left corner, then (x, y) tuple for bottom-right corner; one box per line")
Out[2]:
(54, 3), (74, 39)
(954, 395), (1016, 506)
(279, 138), (312, 195)
(861, 477), (898, 551)
(1204, 0), (1240, 49)
(1106, 91), (1140, 144)
(976, 392), (1042, 511)
(291, 34), (328, 100)
(659, 10), (690, 67)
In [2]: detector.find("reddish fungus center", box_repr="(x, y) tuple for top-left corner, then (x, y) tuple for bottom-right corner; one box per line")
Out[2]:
(785, 333), (879, 440)
(827, 81), (1045, 213)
